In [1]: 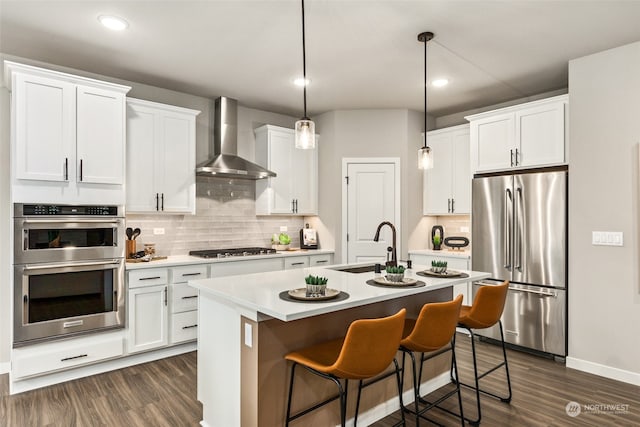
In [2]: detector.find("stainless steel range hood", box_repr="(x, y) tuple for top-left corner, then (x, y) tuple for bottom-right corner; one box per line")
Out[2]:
(196, 97), (276, 179)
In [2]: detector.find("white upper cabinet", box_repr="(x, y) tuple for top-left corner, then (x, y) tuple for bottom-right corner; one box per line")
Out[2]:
(254, 125), (318, 216)
(467, 95), (567, 173)
(126, 98), (200, 214)
(5, 61), (131, 204)
(423, 124), (471, 215)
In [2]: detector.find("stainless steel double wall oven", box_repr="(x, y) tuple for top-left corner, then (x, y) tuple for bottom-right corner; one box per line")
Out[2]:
(13, 203), (126, 346)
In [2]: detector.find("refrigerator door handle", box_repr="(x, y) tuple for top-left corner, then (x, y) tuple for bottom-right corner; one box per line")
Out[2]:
(508, 286), (557, 298)
(504, 188), (512, 270)
(515, 187), (523, 270)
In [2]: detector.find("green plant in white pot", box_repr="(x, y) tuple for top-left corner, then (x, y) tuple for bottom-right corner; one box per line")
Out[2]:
(305, 275), (328, 297)
(385, 265), (405, 283)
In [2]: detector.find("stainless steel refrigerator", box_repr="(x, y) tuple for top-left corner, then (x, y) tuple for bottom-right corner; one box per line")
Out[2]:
(472, 167), (567, 356)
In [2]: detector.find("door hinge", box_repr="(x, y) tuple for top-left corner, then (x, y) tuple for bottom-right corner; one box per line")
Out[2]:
(345, 176), (349, 185)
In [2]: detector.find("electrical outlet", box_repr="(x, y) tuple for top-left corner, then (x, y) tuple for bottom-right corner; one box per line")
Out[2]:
(244, 323), (252, 347)
(153, 228), (165, 235)
(279, 226), (288, 232)
(460, 226), (470, 233)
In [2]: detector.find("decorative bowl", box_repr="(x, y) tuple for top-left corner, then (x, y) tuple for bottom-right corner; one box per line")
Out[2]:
(386, 273), (405, 283)
(272, 244), (290, 251)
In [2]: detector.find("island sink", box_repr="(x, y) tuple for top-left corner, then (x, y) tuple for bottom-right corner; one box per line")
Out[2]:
(330, 264), (377, 273)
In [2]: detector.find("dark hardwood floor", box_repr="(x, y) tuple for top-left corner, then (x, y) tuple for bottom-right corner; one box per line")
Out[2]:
(1, 335), (638, 426)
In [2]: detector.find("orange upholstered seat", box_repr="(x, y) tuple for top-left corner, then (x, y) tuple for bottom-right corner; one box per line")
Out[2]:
(454, 280), (512, 424)
(285, 309), (407, 427)
(398, 295), (464, 426)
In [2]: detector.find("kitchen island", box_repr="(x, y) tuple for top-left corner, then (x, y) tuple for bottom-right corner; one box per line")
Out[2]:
(189, 264), (490, 427)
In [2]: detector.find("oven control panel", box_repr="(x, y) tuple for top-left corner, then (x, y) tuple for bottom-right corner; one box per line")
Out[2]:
(21, 204), (119, 216)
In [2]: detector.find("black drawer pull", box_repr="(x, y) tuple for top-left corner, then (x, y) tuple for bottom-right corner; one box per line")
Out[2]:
(291, 262), (305, 266)
(182, 324), (198, 330)
(315, 260), (328, 264)
(182, 272), (202, 277)
(181, 295), (198, 300)
(61, 354), (88, 362)
(139, 276), (161, 281)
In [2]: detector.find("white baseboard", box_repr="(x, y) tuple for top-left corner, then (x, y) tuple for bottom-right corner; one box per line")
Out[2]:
(566, 356), (640, 387)
(337, 371), (453, 427)
(10, 342), (196, 394)
(0, 361), (10, 374)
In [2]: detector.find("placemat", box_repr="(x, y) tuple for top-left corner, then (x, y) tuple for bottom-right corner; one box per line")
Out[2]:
(417, 271), (469, 279)
(279, 290), (350, 303)
(365, 279), (425, 289)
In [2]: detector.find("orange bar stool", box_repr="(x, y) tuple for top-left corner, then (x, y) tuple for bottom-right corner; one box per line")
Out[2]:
(398, 295), (464, 426)
(454, 280), (512, 425)
(285, 309), (407, 427)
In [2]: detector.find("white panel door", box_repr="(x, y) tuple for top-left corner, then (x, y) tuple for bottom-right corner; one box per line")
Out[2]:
(160, 112), (195, 212)
(76, 85), (125, 184)
(14, 73), (75, 182)
(346, 162), (397, 263)
(127, 285), (168, 353)
(423, 133), (453, 215)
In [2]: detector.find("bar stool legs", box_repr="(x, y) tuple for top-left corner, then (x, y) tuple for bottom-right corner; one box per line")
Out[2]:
(453, 320), (513, 425)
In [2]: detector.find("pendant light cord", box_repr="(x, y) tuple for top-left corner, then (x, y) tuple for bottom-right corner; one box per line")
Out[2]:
(423, 37), (427, 147)
(301, 0), (308, 119)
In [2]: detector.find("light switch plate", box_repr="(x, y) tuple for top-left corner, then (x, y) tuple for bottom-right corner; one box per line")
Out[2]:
(244, 323), (252, 348)
(592, 231), (623, 246)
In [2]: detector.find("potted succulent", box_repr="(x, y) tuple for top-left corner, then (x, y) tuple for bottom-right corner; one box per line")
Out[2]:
(272, 232), (291, 250)
(305, 275), (328, 297)
(431, 260), (448, 274)
(432, 234), (442, 250)
(385, 265), (406, 283)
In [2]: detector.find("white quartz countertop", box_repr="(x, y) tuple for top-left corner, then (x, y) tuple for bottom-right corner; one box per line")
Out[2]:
(188, 264), (490, 322)
(409, 249), (471, 259)
(125, 249), (335, 270)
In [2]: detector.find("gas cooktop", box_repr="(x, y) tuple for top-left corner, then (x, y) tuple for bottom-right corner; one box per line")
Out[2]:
(189, 247), (276, 258)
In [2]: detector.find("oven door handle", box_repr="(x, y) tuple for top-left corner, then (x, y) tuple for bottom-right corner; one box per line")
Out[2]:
(21, 219), (122, 224)
(23, 260), (122, 270)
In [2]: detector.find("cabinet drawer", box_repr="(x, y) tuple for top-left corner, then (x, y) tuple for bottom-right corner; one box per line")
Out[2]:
(12, 332), (124, 379)
(309, 254), (332, 266)
(284, 256), (309, 270)
(171, 311), (198, 344)
(128, 268), (168, 289)
(212, 258), (283, 277)
(171, 264), (208, 284)
(172, 283), (199, 313)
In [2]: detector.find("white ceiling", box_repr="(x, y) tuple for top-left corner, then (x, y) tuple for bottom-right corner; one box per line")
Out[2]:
(1, 1), (640, 117)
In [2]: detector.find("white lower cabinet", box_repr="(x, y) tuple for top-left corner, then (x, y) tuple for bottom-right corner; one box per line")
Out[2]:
(12, 331), (124, 379)
(171, 311), (199, 344)
(127, 284), (169, 353)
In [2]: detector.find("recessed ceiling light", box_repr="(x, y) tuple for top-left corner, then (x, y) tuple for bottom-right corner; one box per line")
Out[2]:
(431, 78), (449, 88)
(98, 15), (128, 31)
(293, 77), (311, 87)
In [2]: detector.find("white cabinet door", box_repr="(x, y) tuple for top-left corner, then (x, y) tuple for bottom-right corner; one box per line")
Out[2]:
(470, 112), (514, 173)
(423, 125), (470, 215)
(13, 73), (75, 182)
(423, 132), (453, 215)
(76, 85), (125, 185)
(516, 101), (565, 168)
(126, 103), (157, 211)
(127, 284), (169, 353)
(451, 129), (471, 214)
(254, 125), (318, 215)
(126, 98), (199, 214)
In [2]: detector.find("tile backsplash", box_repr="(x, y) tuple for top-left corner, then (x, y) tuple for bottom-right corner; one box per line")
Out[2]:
(432, 215), (471, 250)
(126, 177), (304, 256)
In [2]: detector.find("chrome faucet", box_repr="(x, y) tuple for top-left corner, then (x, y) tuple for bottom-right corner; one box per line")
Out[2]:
(373, 221), (397, 267)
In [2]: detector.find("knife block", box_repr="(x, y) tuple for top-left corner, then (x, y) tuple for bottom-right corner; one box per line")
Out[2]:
(126, 240), (137, 259)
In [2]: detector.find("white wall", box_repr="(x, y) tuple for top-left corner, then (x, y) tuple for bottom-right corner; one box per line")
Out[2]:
(567, 41), (640, 384)
(311, 109), (434, 263)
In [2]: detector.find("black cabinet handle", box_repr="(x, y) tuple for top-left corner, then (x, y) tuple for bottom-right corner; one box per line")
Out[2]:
(164, 286), (167, 306)
(139, 276), (161, 281)
(182, 272), (201, 277)
(315, 260), (328, 264)
(182, 324), (198, 330)
(452, 198), (455, 213)
(61, 354), (88, 362)
(64, 158), (69, 181)
(291, 262), (305, 266)
(156, 193), (159, 211)
(161, 193), (164, 211)
(181, 295), (198, 300)
(79, 159), (83, 181)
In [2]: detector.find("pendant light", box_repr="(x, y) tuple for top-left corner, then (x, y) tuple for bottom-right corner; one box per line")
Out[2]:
(418, 31), (434, 170)
(295, 0), (315, 149)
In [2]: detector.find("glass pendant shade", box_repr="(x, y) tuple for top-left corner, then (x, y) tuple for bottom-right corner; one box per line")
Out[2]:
(418, 145), (433, 170)
(295, 118), (315, 149)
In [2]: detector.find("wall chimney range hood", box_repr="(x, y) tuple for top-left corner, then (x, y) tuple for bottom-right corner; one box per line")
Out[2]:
(196, 97), (276, 180)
